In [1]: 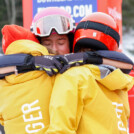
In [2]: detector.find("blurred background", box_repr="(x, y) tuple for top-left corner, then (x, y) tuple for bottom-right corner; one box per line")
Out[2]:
(0, 0), (134, 133)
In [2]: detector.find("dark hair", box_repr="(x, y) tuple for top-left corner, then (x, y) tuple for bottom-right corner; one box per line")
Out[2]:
(67, 32), (74, 53)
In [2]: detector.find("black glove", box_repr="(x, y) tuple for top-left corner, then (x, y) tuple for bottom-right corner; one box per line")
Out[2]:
(13, 55), (63, 76)
(34, 55), (63, 76)
(84, 51), (103, 64)
(55, 52), (103, 73)
(17, 55), (35, 73)
(0, 54), (63, 77)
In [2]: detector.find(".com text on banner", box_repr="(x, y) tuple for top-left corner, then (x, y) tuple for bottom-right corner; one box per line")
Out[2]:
(33, 0), (97, 23)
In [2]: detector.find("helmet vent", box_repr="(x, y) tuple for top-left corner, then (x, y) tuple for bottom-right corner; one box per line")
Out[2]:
(93, 32), (97, 37)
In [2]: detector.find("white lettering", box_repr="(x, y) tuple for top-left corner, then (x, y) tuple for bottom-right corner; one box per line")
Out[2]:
(108, 7), (122, 21)
(37, 5), (93, 19)
(37, 0), (42, 3)
(21, 100), (45, 133)
(73, 5), (93, 18)
(73, 5), (79, 18)
(23, 111), (43, 122)
(85, 5), (93, 16)
(112, 102), (127, 132)
(21, 100), (40, 114)
(118, 121), (127, 131)
(79, 5), (85, 17)
(44, 55), (53, 60)
(65, 6), (72, 15)
(26, 123), (45, 133)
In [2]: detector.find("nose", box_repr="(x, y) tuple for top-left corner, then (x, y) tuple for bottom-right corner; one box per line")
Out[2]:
(51, 43), (59, 55)
(52, 43), (58, 52)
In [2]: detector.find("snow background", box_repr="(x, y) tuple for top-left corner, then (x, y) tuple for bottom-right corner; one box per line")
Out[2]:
(123, 29), (134, 62)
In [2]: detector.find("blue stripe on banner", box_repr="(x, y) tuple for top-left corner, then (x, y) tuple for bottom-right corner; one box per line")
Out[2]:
(32, 0), (97, 23)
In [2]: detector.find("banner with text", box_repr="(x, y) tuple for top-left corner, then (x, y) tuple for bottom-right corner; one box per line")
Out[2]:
(33, 0), (97, 23)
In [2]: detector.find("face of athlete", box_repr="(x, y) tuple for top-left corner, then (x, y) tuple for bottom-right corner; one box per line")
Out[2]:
(41, 33), (70, 55)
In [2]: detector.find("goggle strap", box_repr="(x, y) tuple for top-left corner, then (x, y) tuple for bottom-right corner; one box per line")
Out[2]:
(76, 21), (120, 46)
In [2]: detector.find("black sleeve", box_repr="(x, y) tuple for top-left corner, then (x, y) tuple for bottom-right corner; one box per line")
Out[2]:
(96, 50), (134, 74)
(96, 50), (133, 65)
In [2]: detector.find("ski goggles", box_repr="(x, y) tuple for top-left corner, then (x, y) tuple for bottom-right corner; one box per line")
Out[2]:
(31, 15), (75, 37)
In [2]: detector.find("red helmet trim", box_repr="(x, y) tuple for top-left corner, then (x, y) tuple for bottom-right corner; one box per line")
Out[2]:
(73, 29), (118, 51)
(76, 21), (120, 45)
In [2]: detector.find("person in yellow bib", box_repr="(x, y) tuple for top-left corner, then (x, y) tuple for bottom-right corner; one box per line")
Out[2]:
(44, 12), (134, 134)
(0, 7), (75, 134)
(0, 38), (54, 133)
